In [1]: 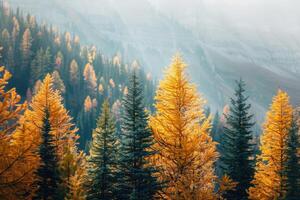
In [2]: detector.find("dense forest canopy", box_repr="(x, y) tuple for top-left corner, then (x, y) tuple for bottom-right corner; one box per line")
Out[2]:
(0, 2), (155, 149)
(0, 1), (300, 200)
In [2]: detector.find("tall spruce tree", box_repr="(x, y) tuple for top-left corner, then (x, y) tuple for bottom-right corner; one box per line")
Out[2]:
(116, 71), (161, 200)
(212, 111), (224, 178)
(285, 115), (300, 200)
(220, 79), (255, 200)
(87, 99), (117, 200)
(211, 111), (221, 142)
(34, 109), (62, 200)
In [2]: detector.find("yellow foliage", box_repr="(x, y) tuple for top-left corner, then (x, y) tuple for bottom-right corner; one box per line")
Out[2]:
(21, 28), (31, 60)
(12, 17), (19, 42)
(84, 96), (92, 112)
(54, 35), (61, 46)
(83, 63), (97, 94)
(74, 35), (80, 45)
(0, 66), (28, 199)
(249, 90), (293, 200)
(65, 32), (72, 43)
(28, 16), (36, 29)
(149, 55), (218, 200)
(98, 84), (104, 94)
(88, 46), (97, 63)
(131, 59), (139, 69)
(113, 55), (121, 66)
(63, 149), (87, 200)
(12, 74), (83, 198)
(216, 175), (238, 200)
(70, 59), (79, 83)
(109, 78), (115, 88)
(33, 80), (42, 95)
(123, 86), (128, 96)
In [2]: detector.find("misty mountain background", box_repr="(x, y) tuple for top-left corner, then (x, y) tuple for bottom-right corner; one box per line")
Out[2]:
(7, 0), (300, 122)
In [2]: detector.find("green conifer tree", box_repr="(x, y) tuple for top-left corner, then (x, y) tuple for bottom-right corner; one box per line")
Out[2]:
(285, 115), (300, 200)
(220, 79), (255, 200)
(211, 111), (221, 142)
(33, 110), (62, 200)
(87, 99), (117, 200)
(116, 71), (161, 200)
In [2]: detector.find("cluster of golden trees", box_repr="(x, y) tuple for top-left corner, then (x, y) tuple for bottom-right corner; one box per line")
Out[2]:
(0, 66), (86, 199)
(0, 54), (299, 199)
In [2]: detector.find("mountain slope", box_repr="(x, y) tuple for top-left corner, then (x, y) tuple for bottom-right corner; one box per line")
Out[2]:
(6, 0), (300, 119)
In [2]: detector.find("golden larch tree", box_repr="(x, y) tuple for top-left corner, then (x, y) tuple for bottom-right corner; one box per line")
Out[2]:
(149, 55), (218, 200)
(84, 96), (92, 112)
(83, 63), (97, 95)
(52, 70), (65, 94)
(12, 74), (85, 198)
(98, 84), (104, 94)
(12, 17), (20, 45)
(20, 28), (32, 67)
(0, 66), (28, 199)
(70, 59), (79, 84)
(249, 90), (293, 200)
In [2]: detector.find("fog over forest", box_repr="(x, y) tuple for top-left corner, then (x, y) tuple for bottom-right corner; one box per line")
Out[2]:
(7, 0), (300, 117)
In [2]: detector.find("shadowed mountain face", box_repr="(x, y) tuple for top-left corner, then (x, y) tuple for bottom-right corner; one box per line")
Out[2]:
(6, 0), (300, 119)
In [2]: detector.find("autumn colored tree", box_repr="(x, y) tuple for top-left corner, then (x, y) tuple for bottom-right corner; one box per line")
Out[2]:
(83, 63), (97, 96)
(0, 0), (156, 159)
(0, 66), (28, 199)
(52, 70), (66, 94)
(12, 17), (20, 47)
(117, 71), (161, 200)
(98, 84), (104, 95)
(78, 95), (97, 149)
(69, 59), (79, 85)
(21, 28), (32, 68)
(12, 74), (84, 198)
(33, 80), (42, 95)
(216, 175), (238, 200)
(87, 99), (118, 200)
(55, 51), (64, 70)
(149, 55), (218, 200)
(65, 151), (87, 200)
(84, 96), (93, 113)
(18, 27), (32, 91)
(219, 79), (255, 200)
(249, 90), (293, 200)
(27, 15), (36, 29)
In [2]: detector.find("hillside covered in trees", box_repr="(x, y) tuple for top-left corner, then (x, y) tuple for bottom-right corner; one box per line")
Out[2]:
(0, 2), (155, 149)
(0, 1), (300, 200)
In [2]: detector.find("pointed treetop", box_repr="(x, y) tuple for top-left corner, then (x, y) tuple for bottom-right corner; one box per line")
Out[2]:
(169, 53), (187, 71)
(249, 89), (293, 199)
